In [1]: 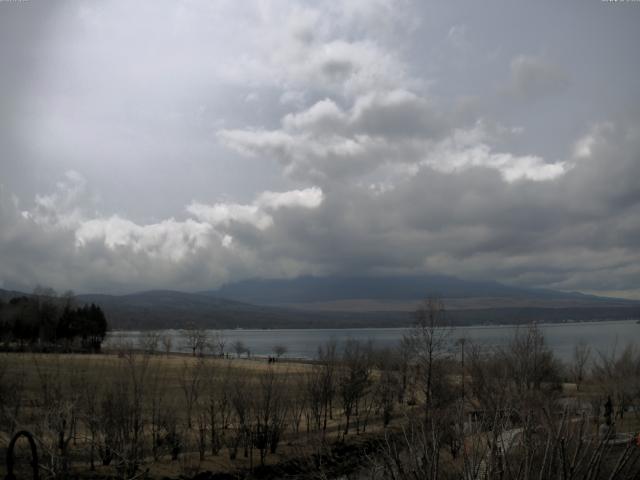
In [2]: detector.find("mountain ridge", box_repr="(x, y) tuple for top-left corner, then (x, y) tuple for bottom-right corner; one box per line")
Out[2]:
(1, 274), (638, 330)
(203, 274), (635, 305)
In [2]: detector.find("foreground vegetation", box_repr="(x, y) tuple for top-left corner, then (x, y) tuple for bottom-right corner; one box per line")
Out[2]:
(1, 298), (640, 479)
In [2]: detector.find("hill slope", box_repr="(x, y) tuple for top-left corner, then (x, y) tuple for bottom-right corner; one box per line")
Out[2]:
(206, 274), (633, 308)
(2, 274), (639, 330)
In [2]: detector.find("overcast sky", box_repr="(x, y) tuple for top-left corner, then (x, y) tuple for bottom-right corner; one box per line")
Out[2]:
(1, 0), (639, 297)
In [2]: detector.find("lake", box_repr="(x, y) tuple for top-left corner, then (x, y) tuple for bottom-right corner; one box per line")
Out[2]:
(105, 320), (640, 362)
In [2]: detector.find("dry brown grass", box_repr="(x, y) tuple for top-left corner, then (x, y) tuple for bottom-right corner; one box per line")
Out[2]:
(0, 352), (330, 478)
(0, 351), (313, 394)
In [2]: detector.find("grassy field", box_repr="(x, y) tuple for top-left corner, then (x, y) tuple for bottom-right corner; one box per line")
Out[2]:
(0, 351), (399, 479)
(2, 349), (640, 479)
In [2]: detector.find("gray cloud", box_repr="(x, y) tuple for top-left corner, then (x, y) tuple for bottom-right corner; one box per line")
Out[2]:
(3, 120), (638, 297)
(508, 54), (570, 100)
(1, 0), (639, 298)
(219, 94), (568, 184)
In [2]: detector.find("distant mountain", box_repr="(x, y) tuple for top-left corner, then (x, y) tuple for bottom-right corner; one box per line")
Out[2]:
(78, 290), (256, 312)
(1, 275), (639, 331)
(0, 288), (29, 302)
(205, 274), (631, 307)
(75, 290), (304, 330)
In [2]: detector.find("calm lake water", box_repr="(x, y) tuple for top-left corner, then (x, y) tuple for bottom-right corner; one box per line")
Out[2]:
(106, 320), (640, 362)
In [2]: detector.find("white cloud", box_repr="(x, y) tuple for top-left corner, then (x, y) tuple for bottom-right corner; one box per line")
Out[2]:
(423, 126), (570, 182)
(217, 129), (296, 159)
(257, 187), (324, 210)
(186, 203), (274, 230)
(23, 170), (88, 228)
(0, 179), (326, 291)
(187, 186), (324, 230)
(75, 216), (213, 262)
(572, 123), (614, 159)
(220, 93), (570, 184)
(283, 99), (348, 133)
(221, 234), (233, 248)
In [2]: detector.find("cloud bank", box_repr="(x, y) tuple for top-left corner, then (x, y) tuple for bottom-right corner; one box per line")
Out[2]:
(1, 0), (639, 297)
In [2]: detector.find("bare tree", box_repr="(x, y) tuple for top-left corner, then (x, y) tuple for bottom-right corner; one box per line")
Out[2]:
(232, 340), (247, 358)
(253, 366), (290, 464)
(228, 373), (251, 461)
(468, 325), (561, 422)
(273, 344), (288, 359)
(305, 367), (325, 433)
(80, 350), (154, 477)
(138, 331), (161, 354)
(161, 334), (173, 356)
(182, 324), (209, 357)
(0, 354), (25, 436)
(147, 357), (170, 461)
(157, 398), (182, 461)
(406, 296), (450, 418)
(288, 379), (307, 435)
(31, 355), (80, 478)
(570, 339), (591, 392)
(203, 360), (232, 456)
(179, 358), (205, 429)
(104, 351), (151, 477)
(373, 349), (400, 428)
(592, 344), (640, 422)
(338, 339), (373, 435)
(396, 336), (415, 405)
(467, 343), (513, 416)
(210, 330), (226, 356)
(508, 323), (559, 394)
(317, 339), (338, 437)
(78, 359), (108, 471)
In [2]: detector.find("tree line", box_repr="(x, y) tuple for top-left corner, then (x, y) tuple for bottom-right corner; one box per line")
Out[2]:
(0, 287), (108, 352)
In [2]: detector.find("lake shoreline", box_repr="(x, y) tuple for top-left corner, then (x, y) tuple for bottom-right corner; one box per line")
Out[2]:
(107, 317), (640, 334)
(104, 319), (640, 362)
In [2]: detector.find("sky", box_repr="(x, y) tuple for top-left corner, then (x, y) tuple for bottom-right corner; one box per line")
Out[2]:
(1, 0), (639, 297)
